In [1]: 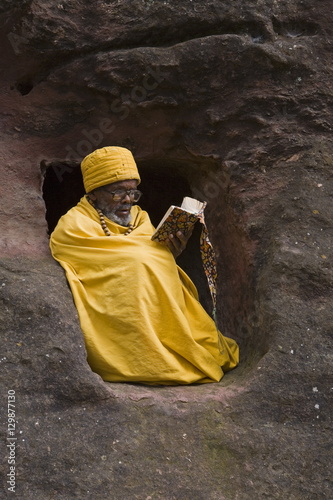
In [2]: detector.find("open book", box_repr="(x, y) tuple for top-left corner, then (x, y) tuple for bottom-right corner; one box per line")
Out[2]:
(152, 196), (218, 322)
(151, 197), (206, 243)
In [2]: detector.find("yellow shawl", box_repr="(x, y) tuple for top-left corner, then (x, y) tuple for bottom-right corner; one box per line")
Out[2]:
(50, 196), (239, 385)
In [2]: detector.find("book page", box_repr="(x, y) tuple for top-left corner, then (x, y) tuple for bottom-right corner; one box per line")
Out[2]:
(181, 197), (205, 213)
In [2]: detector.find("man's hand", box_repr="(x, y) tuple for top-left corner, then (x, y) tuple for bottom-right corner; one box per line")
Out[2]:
(162, 228), (193, 258)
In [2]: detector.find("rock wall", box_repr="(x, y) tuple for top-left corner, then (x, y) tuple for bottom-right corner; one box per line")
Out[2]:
(0, 1), (332, 499)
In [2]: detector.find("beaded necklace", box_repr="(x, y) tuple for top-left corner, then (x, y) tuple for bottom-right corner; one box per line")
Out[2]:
(87, 196), (134, 236)
(96, 207), (134, 236)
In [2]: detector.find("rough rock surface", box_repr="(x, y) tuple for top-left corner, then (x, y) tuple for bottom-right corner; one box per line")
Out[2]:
(0, 1), (332, 499)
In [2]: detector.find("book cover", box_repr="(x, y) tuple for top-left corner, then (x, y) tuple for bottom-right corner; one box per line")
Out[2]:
(151, 197), (205, 243)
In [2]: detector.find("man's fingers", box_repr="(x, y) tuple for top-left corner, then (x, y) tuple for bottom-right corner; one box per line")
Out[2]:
(159, 229), (193, 258)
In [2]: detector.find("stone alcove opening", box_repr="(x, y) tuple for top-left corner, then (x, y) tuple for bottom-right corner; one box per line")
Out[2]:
(42, 158), (266, 379)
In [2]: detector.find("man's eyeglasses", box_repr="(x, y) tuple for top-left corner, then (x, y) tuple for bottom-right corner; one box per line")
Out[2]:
(101, 188), (143, 202)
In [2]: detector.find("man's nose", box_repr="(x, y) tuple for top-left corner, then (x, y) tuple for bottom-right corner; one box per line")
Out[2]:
(122, 192), (132, 202)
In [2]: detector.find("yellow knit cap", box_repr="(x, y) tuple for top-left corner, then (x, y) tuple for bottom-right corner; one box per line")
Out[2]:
(81, 146), (141, 193)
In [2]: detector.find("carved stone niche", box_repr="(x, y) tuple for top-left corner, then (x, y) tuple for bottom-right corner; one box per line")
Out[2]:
(42, 157), (264, 383)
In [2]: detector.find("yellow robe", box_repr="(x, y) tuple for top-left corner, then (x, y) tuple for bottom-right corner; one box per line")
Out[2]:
(50, 196), (239, 385)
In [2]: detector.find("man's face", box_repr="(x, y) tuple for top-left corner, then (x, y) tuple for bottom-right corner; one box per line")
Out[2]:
(89, 179), (139, 226)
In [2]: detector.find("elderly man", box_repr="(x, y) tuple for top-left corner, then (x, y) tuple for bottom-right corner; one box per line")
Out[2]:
(50, 146), (239, 385)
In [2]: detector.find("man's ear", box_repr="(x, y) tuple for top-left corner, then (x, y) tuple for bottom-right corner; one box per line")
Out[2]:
(88, 191), (97, 201)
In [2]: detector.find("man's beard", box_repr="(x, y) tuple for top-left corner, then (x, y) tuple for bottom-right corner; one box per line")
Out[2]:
(104, 204), (132, 227)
